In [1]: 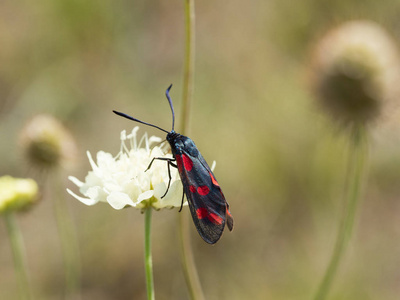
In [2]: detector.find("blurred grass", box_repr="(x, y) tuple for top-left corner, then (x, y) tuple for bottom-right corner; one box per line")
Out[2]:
(1, 0), (400, 299)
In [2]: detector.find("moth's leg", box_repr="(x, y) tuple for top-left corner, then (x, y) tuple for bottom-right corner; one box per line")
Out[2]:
(145, 157), (175, 172)
(179, 190), (185, 212)
(146, 157), (177, 199)
(161, 161), (173, 198)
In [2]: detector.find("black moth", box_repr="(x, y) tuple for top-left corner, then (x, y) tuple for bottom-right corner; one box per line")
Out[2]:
(113, 85), (233, 244)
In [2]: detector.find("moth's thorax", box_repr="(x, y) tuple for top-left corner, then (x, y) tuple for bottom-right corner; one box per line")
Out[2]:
(166, 130), (180, 143)
(167, 131), (199, 157)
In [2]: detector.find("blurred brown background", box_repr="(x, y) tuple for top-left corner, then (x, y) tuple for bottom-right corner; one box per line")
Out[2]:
(1, 0), (400, 299)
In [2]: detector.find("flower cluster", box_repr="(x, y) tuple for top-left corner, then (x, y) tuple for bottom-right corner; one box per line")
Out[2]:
(67, 127), (185, 210)
(0, 176), (39, 214)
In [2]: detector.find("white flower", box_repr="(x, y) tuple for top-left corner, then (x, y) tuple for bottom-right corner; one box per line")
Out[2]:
(67, 127), (185, 210)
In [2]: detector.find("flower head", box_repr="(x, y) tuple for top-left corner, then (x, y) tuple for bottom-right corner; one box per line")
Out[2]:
(0, 176), (39, 214)
(20, 114), (77, 168)
(67, 127), (185, 210)
(310, 20), (400, 127)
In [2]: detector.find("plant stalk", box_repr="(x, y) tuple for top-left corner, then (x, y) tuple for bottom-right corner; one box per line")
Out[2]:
(144, 208), (155, 300)
(4, 213), (32, 300)
(178, 1), (205, 300)
(180, 0), (195, 136)
(53, 175), (81, 299)
(314, 126), (368, 300)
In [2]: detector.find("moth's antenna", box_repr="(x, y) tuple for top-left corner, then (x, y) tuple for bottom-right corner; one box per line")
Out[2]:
(165, 84), (175, 131)
(113, 110), (169, 134)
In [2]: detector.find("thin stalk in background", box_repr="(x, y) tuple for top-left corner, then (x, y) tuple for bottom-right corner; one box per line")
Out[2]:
(180, 0), (195, 135)
(144, 208), (155, 300)
(178, 0), (205, 300)
(314, 126), (368, 300)
(51, 172), (81, 299)
(4, 213), (32, 300)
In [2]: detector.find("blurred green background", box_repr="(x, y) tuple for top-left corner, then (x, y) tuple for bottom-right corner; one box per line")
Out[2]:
(1, 0), (400, 299)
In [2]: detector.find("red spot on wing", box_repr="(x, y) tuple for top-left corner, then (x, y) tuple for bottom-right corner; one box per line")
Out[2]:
(189, 185), (196, 193)
(226, 209), (232, 217)
(182, 153), (193, 171)
(196, 208), (208, 219)
(175, 155), (183, 172)
(196, 208), (223, 225)
(209, 172), (219, 187)
(197, 186), (210, 196)
(208, 213), (223, 225)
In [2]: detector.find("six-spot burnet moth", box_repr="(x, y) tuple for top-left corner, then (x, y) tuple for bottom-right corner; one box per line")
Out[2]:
(113, 85), (233, 244)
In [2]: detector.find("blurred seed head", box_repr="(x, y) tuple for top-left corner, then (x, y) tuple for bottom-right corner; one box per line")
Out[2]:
(0, 176), (39, 214)
(311, 20), (400, 127)
(20, 114), (77, 169)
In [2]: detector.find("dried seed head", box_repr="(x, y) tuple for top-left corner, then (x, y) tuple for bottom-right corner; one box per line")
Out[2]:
(311, 20), (400, 127)
(20, 114), (77, 169)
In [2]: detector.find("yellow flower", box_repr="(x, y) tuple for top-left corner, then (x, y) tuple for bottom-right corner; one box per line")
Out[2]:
(0, 176), (39, 214)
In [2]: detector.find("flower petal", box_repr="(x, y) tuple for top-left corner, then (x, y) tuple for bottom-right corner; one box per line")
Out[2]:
(68, 176), (84, 188)
(87, 151), (99, 172)
(85, 186), (108, 202)
(120, 130), (127, 141)
(107, 191), (136, 209)
(137, 190), (154, 202)
(153, 181), (186, 209)
(66, 188), (99, 206)
(149, 136), (162, 146)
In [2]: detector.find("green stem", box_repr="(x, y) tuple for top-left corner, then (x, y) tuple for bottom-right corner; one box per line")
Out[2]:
(178, 212), (205, 300)
(52, 173), (81, 299)
(144, 208), (155, 300)
(314, 126), (368, 300)
(4, 213), (32, 300)
(178, 1), (205, 300)
(180, 0), (195, 136)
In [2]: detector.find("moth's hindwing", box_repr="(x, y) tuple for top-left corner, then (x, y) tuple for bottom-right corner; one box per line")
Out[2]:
(175, 144), (233, 244)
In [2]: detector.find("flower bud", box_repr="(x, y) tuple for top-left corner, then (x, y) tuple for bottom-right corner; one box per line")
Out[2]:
(19, 114), (77, 168)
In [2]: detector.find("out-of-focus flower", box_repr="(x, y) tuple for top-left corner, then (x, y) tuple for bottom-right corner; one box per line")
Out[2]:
(19, 114), (77, 168)
(0, 176), (39, 214)
(310, 20), (400, 127)
(67, 127), (185, 210)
